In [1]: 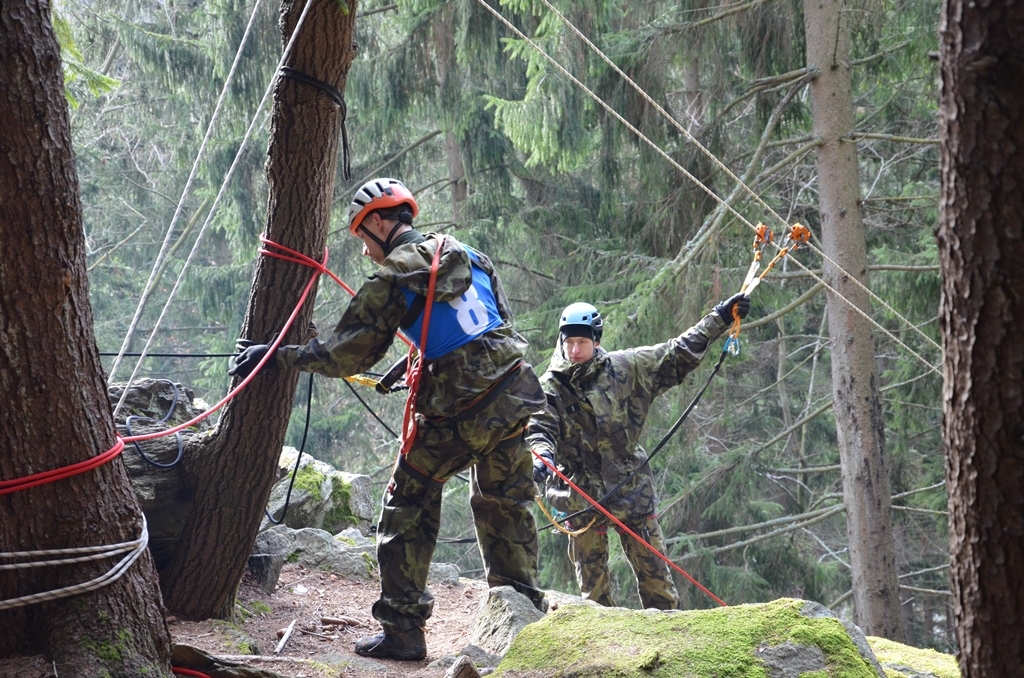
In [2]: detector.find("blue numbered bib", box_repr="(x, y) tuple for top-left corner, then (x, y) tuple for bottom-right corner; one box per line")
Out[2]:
(401, 248), (502, 359)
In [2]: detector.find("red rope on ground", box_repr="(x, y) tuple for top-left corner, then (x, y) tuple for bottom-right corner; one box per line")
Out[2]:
(171, 668), (213, 677)
(533, 452), (727, 607)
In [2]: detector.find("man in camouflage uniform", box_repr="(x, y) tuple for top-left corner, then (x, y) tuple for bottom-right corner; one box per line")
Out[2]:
(230, 178), (547, 660)
(527, 296), (749, 610)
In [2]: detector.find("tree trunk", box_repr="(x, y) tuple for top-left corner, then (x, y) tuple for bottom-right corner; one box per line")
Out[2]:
(804, 0), (905, 641)
(938, 0), (1024, 673)
(433, 2), (469, 223)
(159, 0), (358, 619)
(0, 2), (172, 675)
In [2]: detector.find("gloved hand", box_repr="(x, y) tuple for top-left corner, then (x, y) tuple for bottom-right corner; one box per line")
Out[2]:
(228, 340), (273, 380)
(532, 449), (555, 484)
(714, 292), (751, 322)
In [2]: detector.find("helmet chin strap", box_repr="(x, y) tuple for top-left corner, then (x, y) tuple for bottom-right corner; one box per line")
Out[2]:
(359, 214), (410, 256)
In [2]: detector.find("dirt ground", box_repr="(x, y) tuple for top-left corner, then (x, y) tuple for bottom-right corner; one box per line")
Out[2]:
(0, 564), (496, 678)
(169, 563), (491, 678)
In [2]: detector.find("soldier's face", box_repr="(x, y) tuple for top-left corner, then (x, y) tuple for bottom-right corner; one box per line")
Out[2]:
(355, 215), (387, 265)
(564, 337), (597, 364)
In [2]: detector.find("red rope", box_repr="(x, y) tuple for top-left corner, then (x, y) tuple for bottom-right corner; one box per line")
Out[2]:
(171, 669), (212, 677)
(123, 247), (323, 443)
(1, 238), (325, 490)
(0, 236), (410, 495)
(0, 438), (125, 496)
(533, 452), (727, 607)
(259, 235), (413, 348)
(399, 236), (445, 457)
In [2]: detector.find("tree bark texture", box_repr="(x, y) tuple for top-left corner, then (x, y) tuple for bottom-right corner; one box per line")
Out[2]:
(160, 0), (358, 619)
(939, 0), (1024, 674)
(432, 3), (469, 223)
(0, 1), (172, 675)
(803, 0), (905, 641)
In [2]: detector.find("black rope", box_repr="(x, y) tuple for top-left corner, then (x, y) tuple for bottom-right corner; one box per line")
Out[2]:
(123, 379), (185, 468)
(279, 67), (351, 182)
(266, 372), (316, 525)
(344, 377), (399, 438)
(556, 347), (731, 525)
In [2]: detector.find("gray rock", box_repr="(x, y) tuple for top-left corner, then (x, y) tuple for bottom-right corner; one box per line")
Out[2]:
(444, 655), (482, 678)
(262, 448), (374, 534)
(249, 525), (377, 583)
(468, 586), (545, 656)
(458, 644), (502, 669)
(429, 562), (461, 585)
(111, 379), (212, 570)
(757, 642), (828, 677)
(800, 600), (886, 677)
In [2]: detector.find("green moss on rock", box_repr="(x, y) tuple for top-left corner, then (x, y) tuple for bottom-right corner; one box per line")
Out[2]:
(867, 636), (960, 678)
(494, 598), (879, 678)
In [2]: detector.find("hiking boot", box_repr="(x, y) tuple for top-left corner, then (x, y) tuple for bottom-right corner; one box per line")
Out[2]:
(354, 627), (426, 660)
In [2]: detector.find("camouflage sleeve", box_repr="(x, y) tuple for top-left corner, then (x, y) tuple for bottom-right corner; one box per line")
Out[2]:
(526, 388), (561, 461)
(276, 275), (407, 378)
(631, 310), (730, 398)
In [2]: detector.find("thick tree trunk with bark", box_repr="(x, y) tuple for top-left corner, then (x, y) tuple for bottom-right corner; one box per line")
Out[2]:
(0, 2), (172, 675)
(938, 0), (1024, 674)
(160, 0), (358, 619)
(803, 0), (905, 641)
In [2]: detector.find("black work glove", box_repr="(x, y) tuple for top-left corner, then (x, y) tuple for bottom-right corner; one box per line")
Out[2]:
(228, 340), (273, 380)
(714, 292), (751, 322)
(533, 449), (555, 484)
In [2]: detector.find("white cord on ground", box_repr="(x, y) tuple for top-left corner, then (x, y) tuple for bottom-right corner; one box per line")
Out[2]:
(0, 516), (149, 611)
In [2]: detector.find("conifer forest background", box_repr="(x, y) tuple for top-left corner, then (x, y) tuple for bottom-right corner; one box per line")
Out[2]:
(60, 0), (947, 651)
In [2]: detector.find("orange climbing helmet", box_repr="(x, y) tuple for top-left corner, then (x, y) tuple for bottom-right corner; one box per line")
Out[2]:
(347, 178), (419, 234)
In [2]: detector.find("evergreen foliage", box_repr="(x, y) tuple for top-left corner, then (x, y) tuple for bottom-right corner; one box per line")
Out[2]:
(64, 0), (948, 651)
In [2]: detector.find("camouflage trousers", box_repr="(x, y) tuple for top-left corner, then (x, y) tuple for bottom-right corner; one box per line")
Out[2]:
(567, 514), (678, 610)
(372, 412), (544, 633)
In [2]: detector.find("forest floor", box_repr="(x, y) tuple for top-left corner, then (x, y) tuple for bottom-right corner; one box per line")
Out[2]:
(169, 563), (491, 678)
(0, 564), (490, 678)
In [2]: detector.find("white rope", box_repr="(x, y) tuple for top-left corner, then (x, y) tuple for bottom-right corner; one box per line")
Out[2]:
(0, 516), (149, 611)
(107, 0), (267, 388)
(111, 0), (318, 420)
(500, 0), (941, 375)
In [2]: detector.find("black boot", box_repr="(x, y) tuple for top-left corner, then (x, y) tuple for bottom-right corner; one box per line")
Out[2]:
(354, 627), (426, 660)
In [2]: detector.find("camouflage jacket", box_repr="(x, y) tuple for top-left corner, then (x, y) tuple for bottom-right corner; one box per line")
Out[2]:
(277, 233), (543, 420)
(526, 310), (730, 519)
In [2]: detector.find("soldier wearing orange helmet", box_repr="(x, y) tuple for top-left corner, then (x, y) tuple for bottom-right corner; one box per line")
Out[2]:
(230, 178), (547, 660)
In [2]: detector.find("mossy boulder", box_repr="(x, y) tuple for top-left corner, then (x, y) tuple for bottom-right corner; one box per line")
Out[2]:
(493, 598), (959, 678)
(109, 378), (212, 570)
(261, 447), (374, 534)
(867, 636), (960, 678)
